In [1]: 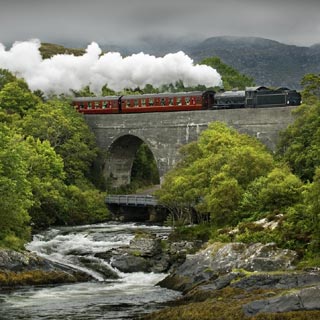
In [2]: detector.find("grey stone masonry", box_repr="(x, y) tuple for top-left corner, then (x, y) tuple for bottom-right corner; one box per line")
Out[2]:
(84, 106), (296, 187)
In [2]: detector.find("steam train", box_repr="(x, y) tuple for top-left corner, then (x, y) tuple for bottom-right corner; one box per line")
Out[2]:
(72, 86), (301, 114)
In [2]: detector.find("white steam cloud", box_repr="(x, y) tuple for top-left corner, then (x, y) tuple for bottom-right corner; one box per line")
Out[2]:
(0, 39), (222, 95)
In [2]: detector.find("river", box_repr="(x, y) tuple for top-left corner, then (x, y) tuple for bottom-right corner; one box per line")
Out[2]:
(0, 222), (181, 319)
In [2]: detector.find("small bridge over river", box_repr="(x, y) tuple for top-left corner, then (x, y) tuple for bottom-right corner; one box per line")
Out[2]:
(105, 194), (166, 222)
(106, 194), (158, 207)
(84, 106), (297, 188)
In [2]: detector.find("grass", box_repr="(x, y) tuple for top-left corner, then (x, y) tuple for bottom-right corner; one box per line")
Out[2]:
(0, 270), (78, 286)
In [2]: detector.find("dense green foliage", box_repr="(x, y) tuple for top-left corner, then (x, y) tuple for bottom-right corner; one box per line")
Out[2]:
(277, 74), (320, 182)
(156, 122), (274, 226)
(0, 69), (109, 249)
(131, 143), (160, 188)
(0, 125), (33, 249)
(21, 99), (98, 185)
(201, 56), (255, 90)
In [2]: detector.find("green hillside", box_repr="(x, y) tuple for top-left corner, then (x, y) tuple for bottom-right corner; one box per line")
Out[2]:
(40, 43), (85, 59)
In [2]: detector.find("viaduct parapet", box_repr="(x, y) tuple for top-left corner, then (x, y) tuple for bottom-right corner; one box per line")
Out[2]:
(84, 106), (296, 187)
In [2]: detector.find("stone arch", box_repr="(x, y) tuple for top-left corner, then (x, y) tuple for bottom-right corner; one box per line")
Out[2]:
(104, 134), (159, 188)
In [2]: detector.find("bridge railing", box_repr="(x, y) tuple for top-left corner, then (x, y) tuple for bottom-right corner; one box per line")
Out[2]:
(105, 194), (158, 207)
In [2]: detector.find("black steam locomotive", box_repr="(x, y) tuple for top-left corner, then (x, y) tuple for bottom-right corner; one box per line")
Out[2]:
(212, 86), (301, 109)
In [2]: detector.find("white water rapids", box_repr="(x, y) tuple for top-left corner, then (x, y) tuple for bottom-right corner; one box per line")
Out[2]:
(0, 222), (181, 319)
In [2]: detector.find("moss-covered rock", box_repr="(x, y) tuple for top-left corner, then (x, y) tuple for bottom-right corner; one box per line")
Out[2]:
(158, 242), (297, 292)
(0, 249), (91, 288)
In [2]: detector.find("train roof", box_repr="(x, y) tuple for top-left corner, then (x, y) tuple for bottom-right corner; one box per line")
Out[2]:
(245, 86), (269, 91)
(122, 91), (206, 100)
(72, 91), (213, 102)
(276, 87), (291, 91)
(73, 96), (120, 102)
(215, 90), (245, 97)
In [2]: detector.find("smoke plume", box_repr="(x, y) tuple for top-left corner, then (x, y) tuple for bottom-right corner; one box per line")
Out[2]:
(0, 39), (222, 95)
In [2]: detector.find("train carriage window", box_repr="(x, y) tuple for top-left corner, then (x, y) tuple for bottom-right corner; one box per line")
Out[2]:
(95, 101), (100, 109)
(177, 97), (182, 106)
(79, 103), (84, 110)
(185, 97), (190, 105)
(141, 99), (146, 106)
(88, 102), (92, 109)
(161, 98), (165, 106)
(134, 99), (139, 107)
(169, 98), (174, 106)
(127, 100), (131, 107)
(149, 98), (154, 106)
(102, 101), (108, 109)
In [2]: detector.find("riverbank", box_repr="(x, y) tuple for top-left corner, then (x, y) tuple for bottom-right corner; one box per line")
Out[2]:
(0, 248), (92, 288)
(140, 242), (320, 320)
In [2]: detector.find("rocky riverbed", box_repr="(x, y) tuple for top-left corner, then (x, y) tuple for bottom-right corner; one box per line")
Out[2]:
(2, 228), (320, 319)
(142, 241), (320, 319)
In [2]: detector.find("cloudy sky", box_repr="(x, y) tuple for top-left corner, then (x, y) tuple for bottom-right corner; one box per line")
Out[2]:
(0, 0), (320, 48)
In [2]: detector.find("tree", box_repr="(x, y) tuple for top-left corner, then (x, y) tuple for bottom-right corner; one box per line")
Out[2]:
(62, 185), (109, 225)
(0, 124), (33, 249)
(273, 168), (320, 254)
(22, 136), (67, 230)
(156, 122), (274, 227)
(304, 168), (320, 253)
(131, 143), (160, 187)
(201, 57), (255, 90)
(20, 98), (109, 226)
(0, 69), (18, 90)
(277, 74), (320, 182)
(21, 98), (98, 185)
(301, 73), (320, 103)
(0, 80), (41, 115)
(238, 166), (304, 220)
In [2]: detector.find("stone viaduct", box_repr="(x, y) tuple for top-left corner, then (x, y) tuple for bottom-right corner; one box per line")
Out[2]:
(84, 106), (296, 188)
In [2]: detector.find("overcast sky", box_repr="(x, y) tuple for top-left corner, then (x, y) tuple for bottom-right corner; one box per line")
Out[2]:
(1, 0), (320, 48)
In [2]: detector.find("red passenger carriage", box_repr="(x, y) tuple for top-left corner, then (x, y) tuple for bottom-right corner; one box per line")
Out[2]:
(73, 91), (215, 114)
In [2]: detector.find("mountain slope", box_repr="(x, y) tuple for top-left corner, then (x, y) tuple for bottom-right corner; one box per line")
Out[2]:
(186, 36), (320, 88)
(40, 37), (320, 89)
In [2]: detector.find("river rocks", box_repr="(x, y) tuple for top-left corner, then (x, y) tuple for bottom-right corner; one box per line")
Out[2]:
(111, 254), (151, 273)
(78, 257), (119, 279)
(243, 285), (320, 316)
(232, 271), (320, 291)
(158, 242), (297, 292)
(128, 234), (162, 257)
(96, 233), (201, 274)
(108, 233), (165, 273)
(0, 249), (92, 288)
(0, 249), (53, 272)
(152, 241), (320, 318)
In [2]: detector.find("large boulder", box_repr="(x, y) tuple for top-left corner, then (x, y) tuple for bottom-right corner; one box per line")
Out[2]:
(128, 234), (162, 257)
(159, 242), (297, 292)
(0, 249), (92, 287)
(243, 285), (320, 315)
(232, 271), (320, 291)
(111, 254), (151, 273)
(0, 249), (53, 272)
(103, 233), (201, 274)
